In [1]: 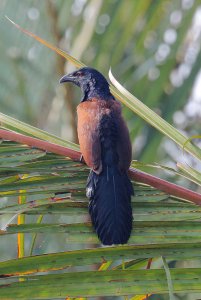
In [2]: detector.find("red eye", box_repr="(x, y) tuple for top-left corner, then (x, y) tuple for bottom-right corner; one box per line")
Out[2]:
(76, 72), (83, 77)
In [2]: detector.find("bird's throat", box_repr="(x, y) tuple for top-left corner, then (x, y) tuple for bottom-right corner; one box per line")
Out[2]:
(81, 84), (112, 102)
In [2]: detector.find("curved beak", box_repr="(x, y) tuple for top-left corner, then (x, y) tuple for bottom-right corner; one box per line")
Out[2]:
(59, 74), (75, 84)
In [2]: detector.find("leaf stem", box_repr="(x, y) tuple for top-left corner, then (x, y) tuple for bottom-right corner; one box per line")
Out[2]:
(0, 129), (201, 204)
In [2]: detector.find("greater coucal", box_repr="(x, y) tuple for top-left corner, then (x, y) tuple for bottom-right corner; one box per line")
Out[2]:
(60, 67), (133, 245)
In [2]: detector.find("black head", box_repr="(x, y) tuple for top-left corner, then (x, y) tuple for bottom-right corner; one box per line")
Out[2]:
(59, 67), (112, 102)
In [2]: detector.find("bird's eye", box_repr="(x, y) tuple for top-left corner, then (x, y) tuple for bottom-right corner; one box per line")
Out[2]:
(76, 71), (84, 77)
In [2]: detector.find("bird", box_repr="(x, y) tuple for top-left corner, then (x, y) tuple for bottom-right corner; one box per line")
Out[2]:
(60, 67), (134, 245)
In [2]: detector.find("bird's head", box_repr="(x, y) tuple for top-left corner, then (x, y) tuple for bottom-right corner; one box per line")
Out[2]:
(60, 67), (112, 102)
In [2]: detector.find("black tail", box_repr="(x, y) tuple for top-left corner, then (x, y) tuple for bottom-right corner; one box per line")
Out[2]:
(87, 166), (134, 245)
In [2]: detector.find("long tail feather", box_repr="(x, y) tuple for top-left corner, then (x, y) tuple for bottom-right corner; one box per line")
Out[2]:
(87, 167), (133, 245)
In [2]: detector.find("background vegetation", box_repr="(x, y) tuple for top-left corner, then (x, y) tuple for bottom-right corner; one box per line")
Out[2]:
(0, 0), (201, 299)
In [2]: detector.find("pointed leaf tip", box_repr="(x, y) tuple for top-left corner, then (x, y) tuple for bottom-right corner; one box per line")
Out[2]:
(5, 17), (85, 69)
(108, 68), (115, 84)
(5, 16), (19, 28)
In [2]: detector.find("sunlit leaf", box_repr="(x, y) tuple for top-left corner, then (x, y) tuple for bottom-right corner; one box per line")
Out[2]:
(109, 69), (201, 162)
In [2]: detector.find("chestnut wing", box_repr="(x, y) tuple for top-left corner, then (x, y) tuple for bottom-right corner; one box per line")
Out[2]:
(77, 101), (102, 174)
